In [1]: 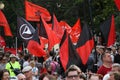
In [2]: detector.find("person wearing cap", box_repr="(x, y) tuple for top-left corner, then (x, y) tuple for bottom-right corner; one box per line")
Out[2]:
(22, 66), (36, 80)
(5, 54), (21, 77)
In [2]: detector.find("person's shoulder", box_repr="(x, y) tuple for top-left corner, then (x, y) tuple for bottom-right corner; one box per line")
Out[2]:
(15, 61), (20, 64)
(6, 62), (11, 66)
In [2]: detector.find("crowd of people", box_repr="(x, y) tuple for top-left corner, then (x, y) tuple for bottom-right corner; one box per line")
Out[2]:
(0, 44), (120, 80)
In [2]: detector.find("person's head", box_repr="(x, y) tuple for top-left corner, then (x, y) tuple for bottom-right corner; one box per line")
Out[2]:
(101, 52), (112, 63)
(0, 69), (9, 80)
(96, 45), (105, 54)
(89, 74), (102, 80)
(17, 73), (26, 80)
(10, 54), (17, 63)
(105, 48), (112, 53)
(108, 72), (120, 80)
(24, 54), (31, 61)
(111, 46), (116, 53)
(65, 65), (81, 80)
(1, 56), (7, 64)
(22, 66), (32, 80)
(29, 60), (35, 68)
(0, 52), (4, 61)
(18, 51), (24, 59)
(39, 73), (56, 80)
(111, 63), (120, 72)
(117, 47), (120, 54)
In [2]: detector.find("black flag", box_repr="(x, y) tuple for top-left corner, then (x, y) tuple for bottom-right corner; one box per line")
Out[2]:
(17, 16), (35, 46)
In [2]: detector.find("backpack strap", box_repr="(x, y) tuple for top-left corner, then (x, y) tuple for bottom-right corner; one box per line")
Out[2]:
(9, 62), (14, 69)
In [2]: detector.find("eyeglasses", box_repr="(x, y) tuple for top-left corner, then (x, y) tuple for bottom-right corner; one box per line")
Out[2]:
(67, 75), (79, 79)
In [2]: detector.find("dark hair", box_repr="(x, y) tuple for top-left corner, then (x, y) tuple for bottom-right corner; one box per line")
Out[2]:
(101, 52), (110, 61)
(24, 54), (31, 61)
(39, 73), (56, 80)
(65, 65), (81, 77)
(89, 73), (103, 80)
(18, 51), (24, 57)
(80, 75), (86, 80)
(0, 69), (9, 79)
(110, 72), (120, 80)
(39, 73), (48, 80)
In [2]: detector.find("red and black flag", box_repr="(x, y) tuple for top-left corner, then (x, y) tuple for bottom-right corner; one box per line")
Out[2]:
(41, 16), (59, 51)
(60, 31), (83, 71)
(59, 21), (72, 34)
(27, 28), (46, 57)
(70, 18), (82, 43)
(39, 17), (48, 39)
(100, 15), (116, 47)
(52, 14), (64, 41)
(25, 0), (51, 21)
(0, 10), (13, 36)
(76, 23), (94, 65)
(17, 16), (35, 46)
(114, 0), (120, 11)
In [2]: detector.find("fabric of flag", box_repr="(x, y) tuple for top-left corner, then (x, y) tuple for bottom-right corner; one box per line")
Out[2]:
(100, 15), (116, 47)
(39, 18), (48, 39)
(114, 0), (120, 11)
(60, 30), (67, 47)
(39, 36), (48, 49)
(0, 10), (13, 36)
(27, 28), (46, 57)
(60, 33), (83, 71)
(17, 16), (35, 43)
(76, 23), (94, 65)
(41, 16), (59, 51)
(59, 21), (72, 34)
(17, 16), (36, 47)
(52, 14), (64, 41)
(70, 18), (81, 43)
(0, 36), (6, 47)
(4, 48), (16, 55)
(25, 0), (51, 21)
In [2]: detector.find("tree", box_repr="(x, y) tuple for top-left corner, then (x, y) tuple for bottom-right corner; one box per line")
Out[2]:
(1, 0), (120, 46)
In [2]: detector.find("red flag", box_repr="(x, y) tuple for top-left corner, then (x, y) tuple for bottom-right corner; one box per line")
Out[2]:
(0, 36), (6, 47)
(114, 0), (120, 11)
(60, 31), (83, 70)
(39, 36), (48, 49)
(25, 0), (51, 21)
(41, 16), (59, 51)
(27, 28), (46, 57)
(4, 48), (16, 55)
(100, 15), (116, 47)
(27, 40), (46, 57)
(52, 14), (64, 41)
(107, 15), (116, 47)
(76, 23), (94, 65)
(0, 10), (13, 36)
(70, 18), (82, 43)
(59, 21), (72, 33)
